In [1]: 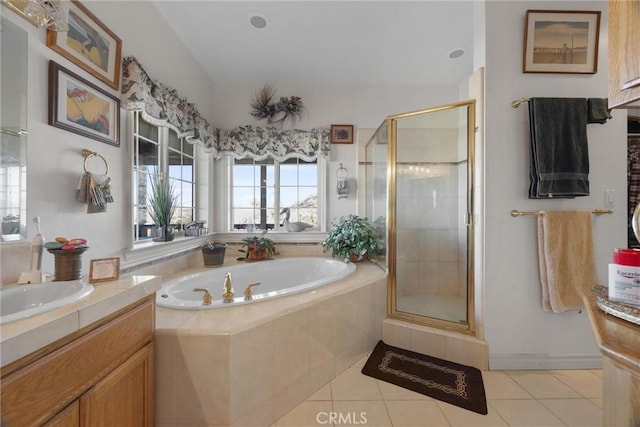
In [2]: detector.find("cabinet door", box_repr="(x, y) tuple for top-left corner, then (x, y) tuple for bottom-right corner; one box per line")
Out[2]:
(609, 0), (640, 107)
(44, 400), (80, 427)
(80, 343), (153, 427)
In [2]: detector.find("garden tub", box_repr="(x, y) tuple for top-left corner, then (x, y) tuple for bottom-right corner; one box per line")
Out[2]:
(156, 256), (356, 309)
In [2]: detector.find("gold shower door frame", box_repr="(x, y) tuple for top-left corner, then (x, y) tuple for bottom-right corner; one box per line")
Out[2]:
(386, 100), (476, 335)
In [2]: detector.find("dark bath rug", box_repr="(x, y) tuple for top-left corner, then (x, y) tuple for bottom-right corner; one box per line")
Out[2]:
(361, 340), (488, 415)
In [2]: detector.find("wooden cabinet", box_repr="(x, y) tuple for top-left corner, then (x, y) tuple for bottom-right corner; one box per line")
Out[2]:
(583, 295), (640, 426)
(608, 0), (640, 108)
(44, 401), (79, 427)
(0, 296), (155, 427)
(80, 344), (153, 426)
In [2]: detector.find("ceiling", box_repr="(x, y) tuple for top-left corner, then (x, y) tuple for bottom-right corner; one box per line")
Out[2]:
(152, 1), (475, 86)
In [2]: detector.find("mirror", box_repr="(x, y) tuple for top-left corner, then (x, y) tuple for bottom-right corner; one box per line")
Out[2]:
(370, 100), (476, 332)
(1, 17), (28, 241)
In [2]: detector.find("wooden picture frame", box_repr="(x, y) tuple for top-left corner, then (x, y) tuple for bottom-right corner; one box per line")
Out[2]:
(88, 257), (120, 283)
(46, 0), (122, 90)
(523, 10), (601, 74)
(330, 124), (354, 144)
(48, 61), (120, 146)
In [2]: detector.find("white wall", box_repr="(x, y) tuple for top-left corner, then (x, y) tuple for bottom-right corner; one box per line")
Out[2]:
(483, 1), (627, 369)
(211, 82), (459, 225)
(2, 0), (216, 275)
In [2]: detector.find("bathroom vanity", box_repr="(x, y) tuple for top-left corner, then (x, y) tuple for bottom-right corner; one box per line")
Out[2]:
(583, 293), (640, 426)
(0, 275), (161, 426)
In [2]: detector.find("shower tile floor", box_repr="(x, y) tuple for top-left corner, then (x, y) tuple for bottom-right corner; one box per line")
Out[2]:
(273, 355), (603, 426)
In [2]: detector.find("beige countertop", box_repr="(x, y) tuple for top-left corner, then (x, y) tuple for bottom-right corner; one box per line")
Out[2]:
(583, 293), (640, 374)
(0, 275), (161, 367)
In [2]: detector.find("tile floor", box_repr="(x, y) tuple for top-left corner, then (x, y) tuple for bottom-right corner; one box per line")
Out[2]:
(273, 355), (603, 426)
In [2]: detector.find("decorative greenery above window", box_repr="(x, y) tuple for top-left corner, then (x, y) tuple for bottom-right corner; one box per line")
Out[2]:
(250, 84), (305, 126)
(217, 125), (330, 161)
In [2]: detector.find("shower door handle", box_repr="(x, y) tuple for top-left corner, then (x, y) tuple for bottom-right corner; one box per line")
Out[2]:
(464, 213), (473, 226)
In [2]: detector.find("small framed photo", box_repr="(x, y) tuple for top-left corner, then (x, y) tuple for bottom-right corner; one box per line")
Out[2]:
(330, 124), (354, 144)
(48, 60), (120, 147)
(46, 0), (122, 90)
(89, 257), (120, 283)
(523, 10), (601, 74)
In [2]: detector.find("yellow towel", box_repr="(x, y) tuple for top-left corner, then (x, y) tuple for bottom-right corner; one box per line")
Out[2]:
(537, 210), (599, 313)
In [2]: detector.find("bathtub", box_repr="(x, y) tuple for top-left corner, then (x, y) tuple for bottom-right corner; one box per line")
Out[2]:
(156, 256), (356, 309)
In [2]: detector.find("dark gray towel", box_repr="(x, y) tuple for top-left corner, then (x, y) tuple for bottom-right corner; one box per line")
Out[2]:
(528, 98), (589, 199)
(587, 98), (612, 124)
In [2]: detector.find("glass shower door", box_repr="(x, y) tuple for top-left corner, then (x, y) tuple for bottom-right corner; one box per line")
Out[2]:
(388, 101), (475, 332)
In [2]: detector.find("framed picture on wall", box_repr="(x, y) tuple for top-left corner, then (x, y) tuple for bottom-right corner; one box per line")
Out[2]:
(330, 124), (354, 144)
(46, 0), (122, 90)
(523, 10), (601, 74)
(48, 61), (120, 147)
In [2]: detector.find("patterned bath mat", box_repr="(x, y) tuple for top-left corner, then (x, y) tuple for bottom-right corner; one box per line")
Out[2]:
(361, 340), (488, 415)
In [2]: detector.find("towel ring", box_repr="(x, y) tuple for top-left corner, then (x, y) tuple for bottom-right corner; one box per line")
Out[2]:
(81, 149), (109, 175)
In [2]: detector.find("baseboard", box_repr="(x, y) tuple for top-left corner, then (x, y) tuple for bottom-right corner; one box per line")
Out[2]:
(489, 353), (603, 370)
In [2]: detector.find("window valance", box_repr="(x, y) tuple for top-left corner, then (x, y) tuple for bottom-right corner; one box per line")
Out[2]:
(216, 125), (330, 161)
(121, 56), (216, 152)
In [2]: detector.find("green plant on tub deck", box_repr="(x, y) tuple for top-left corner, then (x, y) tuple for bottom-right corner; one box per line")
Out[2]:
(148, 173), (178, 242)
(238, 230), (277, 261)
(323, 214), (380, 262)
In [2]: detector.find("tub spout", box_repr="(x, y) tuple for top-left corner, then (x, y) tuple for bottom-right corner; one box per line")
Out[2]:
(222, 272), (234, 303)
(193, 288), (213, 305)
(243, 282), (261, 300)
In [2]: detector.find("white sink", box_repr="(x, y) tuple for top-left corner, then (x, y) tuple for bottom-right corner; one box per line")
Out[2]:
(0, 281), (94, 324)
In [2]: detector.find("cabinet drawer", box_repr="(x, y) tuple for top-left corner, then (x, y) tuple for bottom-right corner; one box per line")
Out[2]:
(0, 297), (154, 426)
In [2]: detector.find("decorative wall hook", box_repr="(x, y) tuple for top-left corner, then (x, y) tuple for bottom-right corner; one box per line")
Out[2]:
(336, 163), (349, 199)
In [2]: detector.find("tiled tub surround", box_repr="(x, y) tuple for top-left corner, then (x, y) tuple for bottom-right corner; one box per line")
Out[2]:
(154, 259), (387, 426)
(0, 275), (162, 367)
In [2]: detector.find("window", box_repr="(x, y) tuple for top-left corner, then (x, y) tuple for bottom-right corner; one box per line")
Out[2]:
(132, 111), (195, 242)
(231, 158), (319, 231)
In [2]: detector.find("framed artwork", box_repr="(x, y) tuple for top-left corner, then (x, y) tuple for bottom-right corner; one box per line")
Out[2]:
(330, 124), (354, 144)
(46, 0), (122, 90)
(48, 61), (120, 147)
(523, 10), (601, 74)
(88, 257), (120, 283)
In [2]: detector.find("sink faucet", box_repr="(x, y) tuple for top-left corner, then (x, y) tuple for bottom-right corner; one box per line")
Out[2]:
(222, 272), (234, 303)
(243, 282), (261, 300)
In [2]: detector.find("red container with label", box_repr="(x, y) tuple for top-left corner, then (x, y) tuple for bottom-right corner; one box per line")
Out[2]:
(613, 248), (640, 267)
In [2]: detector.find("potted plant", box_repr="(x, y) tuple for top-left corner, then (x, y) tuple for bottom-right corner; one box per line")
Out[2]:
(238, 230), (277, 261)
(148, 174), (178, 242)
(201, 241), (228, 267)
(323, 214), (380, 262)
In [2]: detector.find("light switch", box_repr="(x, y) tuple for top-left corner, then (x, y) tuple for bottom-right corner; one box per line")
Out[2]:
(605, 190), (615, 209)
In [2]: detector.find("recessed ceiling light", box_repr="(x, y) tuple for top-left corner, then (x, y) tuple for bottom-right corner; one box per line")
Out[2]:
(448, 48), (466, 59)
(248, 11), (268, 29)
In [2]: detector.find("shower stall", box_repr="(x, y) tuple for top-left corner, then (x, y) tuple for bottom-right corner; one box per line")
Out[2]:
(365, 100), (476, 334)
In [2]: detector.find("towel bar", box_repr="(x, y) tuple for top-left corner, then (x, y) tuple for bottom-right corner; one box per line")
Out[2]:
(511, 97), (530, 108)
(511, 209), (613, 217)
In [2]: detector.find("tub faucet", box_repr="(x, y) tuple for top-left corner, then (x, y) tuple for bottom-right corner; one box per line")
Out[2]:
(193, 288), (212, 305)
(222, 272), (234, 303)
(243, 282), (261, 300)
